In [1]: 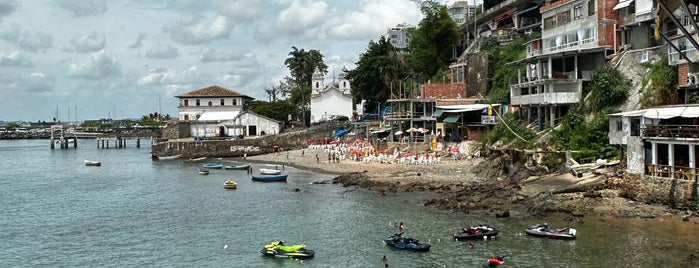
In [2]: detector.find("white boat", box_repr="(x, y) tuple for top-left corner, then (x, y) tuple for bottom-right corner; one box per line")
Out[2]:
(84, 160), (101, 166)
(259, 168), (282, 175)
(152, 154), (182, 160)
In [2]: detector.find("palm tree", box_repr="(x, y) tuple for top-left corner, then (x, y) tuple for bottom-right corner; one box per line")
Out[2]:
(284, 47), (328, 127)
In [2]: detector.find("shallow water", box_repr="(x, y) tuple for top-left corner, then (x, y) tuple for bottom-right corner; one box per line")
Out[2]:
(0, 139), (697, 267)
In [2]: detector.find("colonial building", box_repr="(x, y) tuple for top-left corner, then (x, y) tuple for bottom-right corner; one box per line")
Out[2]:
(309, 68), (353, 123)
(176, 85), (280, 138)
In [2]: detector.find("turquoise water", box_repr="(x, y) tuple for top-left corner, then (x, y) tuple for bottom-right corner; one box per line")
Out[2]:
(0, 139), (696, 267)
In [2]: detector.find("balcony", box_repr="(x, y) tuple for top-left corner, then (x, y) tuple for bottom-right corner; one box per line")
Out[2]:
(642, 124), (699, 139)
(511, 91), (581, 106)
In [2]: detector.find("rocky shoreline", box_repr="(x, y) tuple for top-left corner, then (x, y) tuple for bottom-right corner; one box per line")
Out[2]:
(243, 147), (694, 221)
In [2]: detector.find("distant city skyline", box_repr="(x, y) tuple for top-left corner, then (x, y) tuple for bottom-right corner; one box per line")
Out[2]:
(0, 0), (426, 122)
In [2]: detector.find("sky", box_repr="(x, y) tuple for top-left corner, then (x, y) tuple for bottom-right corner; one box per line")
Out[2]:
(0, 0), (432, 122)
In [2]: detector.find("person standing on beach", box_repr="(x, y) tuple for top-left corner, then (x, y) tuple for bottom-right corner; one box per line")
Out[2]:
(316, 153), (320, 162)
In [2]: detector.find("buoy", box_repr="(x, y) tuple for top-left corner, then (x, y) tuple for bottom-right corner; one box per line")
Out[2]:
(483, 236), (487, 241)
(437, 239), (440, 243)
(224, 244), (228, 249)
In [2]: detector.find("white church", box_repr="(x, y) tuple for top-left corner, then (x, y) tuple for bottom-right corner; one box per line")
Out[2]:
(310, 68), (353, 123)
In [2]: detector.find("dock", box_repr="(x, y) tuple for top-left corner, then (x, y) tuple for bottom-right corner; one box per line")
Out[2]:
(50, 125), (78, 149)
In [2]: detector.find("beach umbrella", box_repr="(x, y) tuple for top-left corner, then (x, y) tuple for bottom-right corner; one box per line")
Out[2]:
(408, 127), (418, 133)
(395, 130), (403, 136)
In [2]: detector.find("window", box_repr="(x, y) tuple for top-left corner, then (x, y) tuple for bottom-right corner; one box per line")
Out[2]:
(316, 81), (319, 88)
(544, 16), (556, 29)
(588, 0), (595, 16)
(574, 4), (583, 20)
(343, 81), (346, 88)
(220, 99), (225, 106)
(184, 99), (189, 106)
(196, 99), (200, 106)
(557, 11), (571, 25)
(616, 119), (623, 131)
(208, 101), (213, 106)
(630, 119), (640, 136)
(232, 99), (237, 106)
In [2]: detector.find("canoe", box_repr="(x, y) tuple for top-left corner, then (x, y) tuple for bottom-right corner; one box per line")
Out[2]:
(84, 160), (101, 166)
(224, 163), (251, 170)
(202, 162), (224, 169)
(251, 174), (288, 182)
(223, 180), (238, 189)
(259, 168), (282, 175)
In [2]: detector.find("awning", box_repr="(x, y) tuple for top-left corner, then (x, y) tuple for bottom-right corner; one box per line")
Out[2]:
(613, 0), (633, 10)
(643, 107), (699, 119)
(443, 115), (461, 123)
(335, 129), (347, 137)
(432, 109), (444, 118)
(370, 128), (391, 134)
(609, 110), (648, 117)
(197, 111), (240, 121)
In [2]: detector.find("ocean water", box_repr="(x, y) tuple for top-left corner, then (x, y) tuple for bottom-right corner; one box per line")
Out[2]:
(0, 139), (696, 267)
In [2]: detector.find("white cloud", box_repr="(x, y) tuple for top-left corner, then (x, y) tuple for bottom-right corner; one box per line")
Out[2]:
(164, 15), (233, 44)
(130, 33), (146, 49)
(218, 0), (262, 24)
(54, 0), (107, 17)
(0, 24), (54, 52)
(0, 50), (32, 67)
(69, 32), (106, 53)
(146, 43), (180, 59)
(68, 50), (122, 79)
(328, 0), (422, 40)
(137, 66), (202, 86)
(200, 48), (247, 63)
(8, 72), (54, 93)
(276, 0), (328, 36)
(0, 0), (20, 21)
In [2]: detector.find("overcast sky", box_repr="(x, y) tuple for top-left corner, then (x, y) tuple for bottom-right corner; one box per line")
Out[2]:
(0, 0), (431, 122)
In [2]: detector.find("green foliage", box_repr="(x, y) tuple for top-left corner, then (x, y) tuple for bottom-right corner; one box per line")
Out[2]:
(284, 47), (328, 126)
(405, 1), (459, 81)
(249, 100), (297, 123)
(484, 113), (536, 149)
(552, 106), (618, 160)
(4, 122), (21, 129)
(481, 37), (527, 103)
(346, 36), (406, 112)
(640, 57), (677, 107)
(586, 66), (630, 112)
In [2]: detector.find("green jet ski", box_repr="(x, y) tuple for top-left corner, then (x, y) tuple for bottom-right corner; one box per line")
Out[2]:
(260, 240), (315, 259)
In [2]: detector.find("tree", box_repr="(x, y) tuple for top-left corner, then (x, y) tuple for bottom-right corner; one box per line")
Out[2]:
(346, 36), (406, 113)
(284, 47), (328, 127)
(405, 1), (459, 81)
(249, 99), (297, 124)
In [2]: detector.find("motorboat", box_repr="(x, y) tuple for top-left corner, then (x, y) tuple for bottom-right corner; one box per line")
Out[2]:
(251, 174), (288, 182)
(198, 168), (210, 175)
(453, 224), (499, 240)
(223, 163), (251, 170)
(223, 180), (237, 189)
(152, 154), (181, 160)
(259, 168), (282, 175)
(202, 162), (224, 169)
(84, 160), (101, 166)
(184, 157), (207, 163)
(383, 232), (430, 251)
(260, 240), (314, 259)
(525, 223), (576, 240)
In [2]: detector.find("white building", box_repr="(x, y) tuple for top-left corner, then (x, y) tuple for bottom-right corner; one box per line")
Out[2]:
(310, 68), (353, 123)
(176, 85), (280, 138)
(387, 24), (413, 49)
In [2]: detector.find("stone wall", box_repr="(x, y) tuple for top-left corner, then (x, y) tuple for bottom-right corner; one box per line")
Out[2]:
(161, 121), (191, 139)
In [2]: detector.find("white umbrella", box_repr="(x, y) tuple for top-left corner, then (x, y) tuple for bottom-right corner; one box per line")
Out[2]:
(395, 131), (403, 135)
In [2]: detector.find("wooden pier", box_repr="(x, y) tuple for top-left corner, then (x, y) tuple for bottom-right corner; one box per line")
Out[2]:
(96, 136), (142, 149)
(50, 125), (77, 149)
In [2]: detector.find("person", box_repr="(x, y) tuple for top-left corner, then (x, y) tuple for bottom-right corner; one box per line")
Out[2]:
(301, 149), (305, 156)
(382, 255), (387, 262)
(468, 242), (475, 249)
(399, 222), (404, 232)
(316, 153), (320, 162)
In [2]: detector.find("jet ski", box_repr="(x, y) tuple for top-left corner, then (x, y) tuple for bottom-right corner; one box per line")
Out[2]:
(383, 232), (431, 251)
(260, 240), (315, 258)
(453, 224), (499, 240)
(483, 256), (514, 268)
(525, 223), (576, 240)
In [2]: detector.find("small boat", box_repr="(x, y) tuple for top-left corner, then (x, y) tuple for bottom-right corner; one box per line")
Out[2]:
(152, 154), (182, 160)
(223, 180), (237, 189)
(261, 240), (314, 259)
(198, 168), (210, 175)
(251, 174), (288, 182)
(84, 160), (101, 166)
(184, 157), (207, 163)
(383, 232), (430, 251)
(453, 225), (499, 240)
(525, 223), (576, 240)
(223, 163), (251, 170)
(259, 168), (282, 175)
(202, 162), (224, 169)
(483, 256), (513, 268)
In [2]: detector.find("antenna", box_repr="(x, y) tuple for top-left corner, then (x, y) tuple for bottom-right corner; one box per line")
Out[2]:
(158, 91), (161, 121)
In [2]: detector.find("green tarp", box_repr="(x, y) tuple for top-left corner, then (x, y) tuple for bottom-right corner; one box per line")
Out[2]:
(443, 115), (461, 123)
(432, 109), (444, 118)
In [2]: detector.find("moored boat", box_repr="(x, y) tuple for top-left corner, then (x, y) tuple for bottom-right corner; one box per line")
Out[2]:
(198, 168), (210, 175)
(260, 240), (314, 259)
(84, 160), (101, 166)
(383, 232), (430, 251)
(259, 168), (282, 175)
(453, 225), (499, 240)
(152, 154), (182, 160)
(223, 180), (237, 189)
(223, 163), (251, 170)
(184, 157), (207, 163)
(525, 223), (576, 240)
(251, 174), (288, 182)
(202, 162), (224, 169)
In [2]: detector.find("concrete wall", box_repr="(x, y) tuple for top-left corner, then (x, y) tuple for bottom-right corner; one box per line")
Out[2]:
(310, 89), (353, 123)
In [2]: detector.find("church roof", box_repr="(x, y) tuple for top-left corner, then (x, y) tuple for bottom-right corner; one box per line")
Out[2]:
(176, 85), (253, 99)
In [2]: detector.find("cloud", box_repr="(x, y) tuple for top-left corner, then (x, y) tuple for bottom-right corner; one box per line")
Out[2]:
(164, 15), (233, 44)
(137, 66), (203, 86)
(218, 0), (262, 24)
(69, 32), (106, 53)
(0, 24), (54, 52)
(0, 50), (32, 67)
(200, 48), (247, 63)
(54, 0), (107, 17)
(130, 33), (146, 49)
(145, 43), (179, 59)
(328, 0), (421, 40)
(276, 0), (328, 36)
(0, 0), (20, 22)
(7, 72), (54, 93)
(67, 50), (122, 79)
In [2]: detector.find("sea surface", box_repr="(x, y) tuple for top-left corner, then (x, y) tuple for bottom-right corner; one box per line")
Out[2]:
(1, 139), (697, 268)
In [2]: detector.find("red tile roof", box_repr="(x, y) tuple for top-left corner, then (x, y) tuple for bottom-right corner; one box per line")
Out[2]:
(176, 85), (253, 99)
